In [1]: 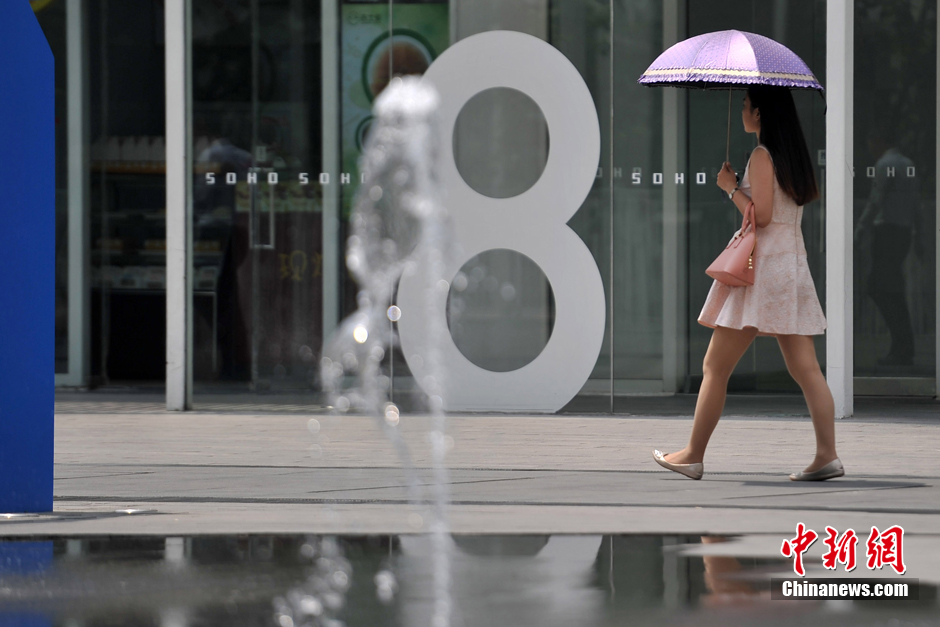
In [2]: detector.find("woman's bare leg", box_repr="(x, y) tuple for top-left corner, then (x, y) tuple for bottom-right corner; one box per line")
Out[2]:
(665, 326), (758, 464)
(777, 334), (838, 472)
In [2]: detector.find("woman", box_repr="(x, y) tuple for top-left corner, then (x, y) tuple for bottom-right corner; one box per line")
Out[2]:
(652, 84), (843, 482)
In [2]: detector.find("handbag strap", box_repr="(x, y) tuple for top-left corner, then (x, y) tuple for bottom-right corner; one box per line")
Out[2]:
(742, 200), (756, 231)
(729, 201), (757, 250)
(743, 201), (757, 258)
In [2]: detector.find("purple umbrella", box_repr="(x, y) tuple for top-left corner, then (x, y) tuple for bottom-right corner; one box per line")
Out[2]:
(638, 29), (824, 162)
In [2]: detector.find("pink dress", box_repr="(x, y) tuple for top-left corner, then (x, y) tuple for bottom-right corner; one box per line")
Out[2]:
(698, 144), (827, 336)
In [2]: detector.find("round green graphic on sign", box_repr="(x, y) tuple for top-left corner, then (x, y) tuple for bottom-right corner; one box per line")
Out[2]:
(354, 115), (374, 153)
(361, 28), (438, 104)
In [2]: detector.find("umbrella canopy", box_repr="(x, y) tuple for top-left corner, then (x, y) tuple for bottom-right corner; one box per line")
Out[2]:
(638, 29), (824, 162)
(638, 29), (823, 93)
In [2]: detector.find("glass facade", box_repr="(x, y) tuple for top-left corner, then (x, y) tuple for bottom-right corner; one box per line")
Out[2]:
(191, 0), (325, 387)
(42, 0), (939, 404)
(88, 1), (168, 382)
(853, 1), (936, 393)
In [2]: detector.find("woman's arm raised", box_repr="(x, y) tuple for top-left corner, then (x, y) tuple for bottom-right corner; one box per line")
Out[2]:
(717, 150), (774, 228)
(741, 149), (774, 228)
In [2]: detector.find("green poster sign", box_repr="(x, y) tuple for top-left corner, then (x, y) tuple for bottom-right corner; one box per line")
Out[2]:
(340, 2), (449, 219)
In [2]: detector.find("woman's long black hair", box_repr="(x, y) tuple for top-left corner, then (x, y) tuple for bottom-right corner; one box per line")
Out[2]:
(746, 84), (819, 206)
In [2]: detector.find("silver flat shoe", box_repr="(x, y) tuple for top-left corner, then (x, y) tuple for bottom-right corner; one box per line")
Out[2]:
(789, 458), (845, 481)
(652, 449), (704, 480)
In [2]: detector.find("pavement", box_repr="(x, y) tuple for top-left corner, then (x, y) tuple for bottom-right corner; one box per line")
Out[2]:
(2, 392), (939, 582)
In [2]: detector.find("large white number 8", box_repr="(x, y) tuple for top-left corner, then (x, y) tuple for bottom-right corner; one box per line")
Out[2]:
(396, 30), (606, 412)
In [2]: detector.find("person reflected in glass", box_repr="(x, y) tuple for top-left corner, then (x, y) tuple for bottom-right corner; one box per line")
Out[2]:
(193, 115), (254, 379)
(653, 86), (842, 482)
(854, 126), (921, 367)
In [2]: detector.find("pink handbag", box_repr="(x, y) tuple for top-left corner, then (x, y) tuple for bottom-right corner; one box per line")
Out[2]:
(706, 200), (756, 286)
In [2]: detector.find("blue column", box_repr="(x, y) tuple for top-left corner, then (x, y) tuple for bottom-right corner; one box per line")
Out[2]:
(0, 1), (55, 513)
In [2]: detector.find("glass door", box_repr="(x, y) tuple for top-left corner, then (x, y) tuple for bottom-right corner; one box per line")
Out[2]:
(191, 0), (324, 399)
(184, 0), (917, 410)
(853, 0), (937, 395)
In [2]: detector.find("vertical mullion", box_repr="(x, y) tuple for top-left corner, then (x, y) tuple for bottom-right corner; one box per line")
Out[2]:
(609, 0), (614, 411)
(322, 0), (340, 354)
(662, 0), (688, 395)
(826, 0), (853, 417)
(165, 0), (193, 410)
(63, 0), (89, 387)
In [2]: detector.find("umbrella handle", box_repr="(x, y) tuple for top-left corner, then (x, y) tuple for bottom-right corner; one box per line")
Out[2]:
(726, 88), (731, 164)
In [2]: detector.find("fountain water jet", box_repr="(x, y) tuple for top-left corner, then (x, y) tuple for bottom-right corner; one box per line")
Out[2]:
(318, 75), (455, 627)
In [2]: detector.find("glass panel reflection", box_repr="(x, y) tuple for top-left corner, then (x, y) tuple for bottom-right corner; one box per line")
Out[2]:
(854, 1), (937, 383)
(192, 0), (325, 391)
(610, 0), (665, 386)
(88, 0), (168, 382)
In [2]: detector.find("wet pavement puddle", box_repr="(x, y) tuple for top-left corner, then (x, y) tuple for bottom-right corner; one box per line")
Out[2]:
(0, 534), (936, 626)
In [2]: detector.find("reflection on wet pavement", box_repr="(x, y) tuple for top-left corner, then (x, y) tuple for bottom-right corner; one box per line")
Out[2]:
(0, 534), (936, 626)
